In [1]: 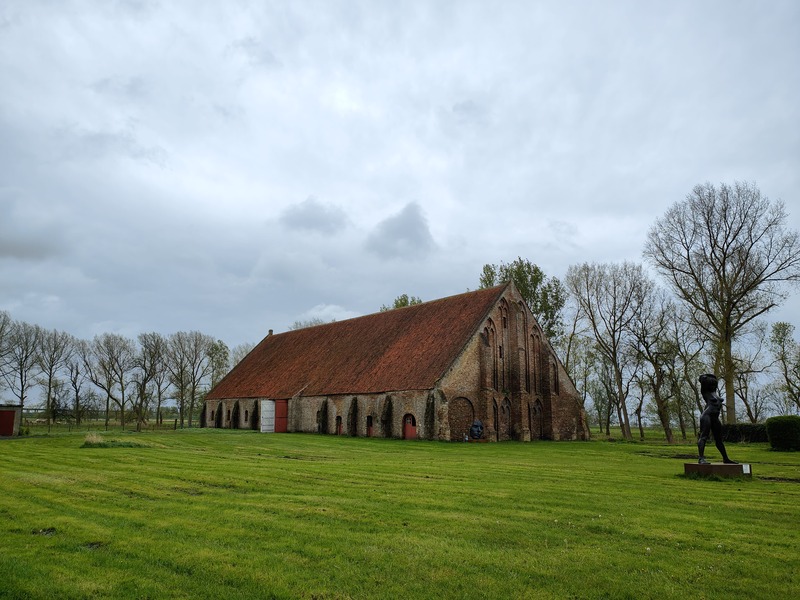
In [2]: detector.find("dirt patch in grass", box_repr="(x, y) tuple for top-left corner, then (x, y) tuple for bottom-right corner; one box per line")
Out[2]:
(82, 541), (108, 550)
(32, 527), (56, 536)
(759, 476), (800, 484)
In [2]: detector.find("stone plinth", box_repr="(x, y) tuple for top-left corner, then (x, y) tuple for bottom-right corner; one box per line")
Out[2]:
(684, 463), (752, 478)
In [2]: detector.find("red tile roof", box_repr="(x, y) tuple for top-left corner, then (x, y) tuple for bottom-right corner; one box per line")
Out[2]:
(207, 284), (507, 400)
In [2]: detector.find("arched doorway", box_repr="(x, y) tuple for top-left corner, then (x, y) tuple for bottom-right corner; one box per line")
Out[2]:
(215, 403), (223, 428)
(449, 397), (475, 441)
(231, 401), (240, 429)
(402, 414), (417, 440)
(366, 415), (374, 437)
(335, 415), (343, 435)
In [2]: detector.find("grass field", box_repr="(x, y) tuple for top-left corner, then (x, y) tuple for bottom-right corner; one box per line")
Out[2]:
(1, 430), (798, 599)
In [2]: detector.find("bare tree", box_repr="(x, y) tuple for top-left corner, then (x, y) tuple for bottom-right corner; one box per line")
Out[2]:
(232, 342), (256, 366)
(566, 262), (651, 440)
(83, 333), (136, 428)
(36, 328), (74, 425)
(186, 331), (214, 427)
(132, 332), (167, 431)
(629, 288), (678, 442)
(769, 322), (800, 412)
(0, 321), (42, 427)
(167, 331), (214, 427)
(141, 332), (169, 426)
(644, 181), (800, 423)
(166, 332), (190, 427)
(0, 311), (11, 374)
(731, 322), (772, 423)
(67, 340), (88, 425)
(289, 317), (332, 330)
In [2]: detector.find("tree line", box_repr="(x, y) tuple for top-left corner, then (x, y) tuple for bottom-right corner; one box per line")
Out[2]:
(477, 182), (800, 440)
(0, 316), (255, 431)
(3, 181), (798, 439)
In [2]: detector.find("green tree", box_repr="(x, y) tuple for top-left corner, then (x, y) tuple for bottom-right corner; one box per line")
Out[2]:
(208, 339), (230, 387)
(380, 294), (422, 312)
(479, 257), (566, 339)
(644, 181), (800, 423)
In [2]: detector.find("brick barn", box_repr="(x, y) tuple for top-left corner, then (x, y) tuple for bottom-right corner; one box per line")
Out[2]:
(203, 282), (587, 442)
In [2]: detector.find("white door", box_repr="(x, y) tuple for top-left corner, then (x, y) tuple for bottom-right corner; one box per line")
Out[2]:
(260, 400), (275, 433)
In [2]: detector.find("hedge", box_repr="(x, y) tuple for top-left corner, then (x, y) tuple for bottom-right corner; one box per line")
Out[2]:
(765, 416), (800, 451)
(720, 423), (769, 443)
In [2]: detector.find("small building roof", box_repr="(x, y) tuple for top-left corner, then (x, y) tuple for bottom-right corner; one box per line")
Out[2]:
(207, 284), (508, 400)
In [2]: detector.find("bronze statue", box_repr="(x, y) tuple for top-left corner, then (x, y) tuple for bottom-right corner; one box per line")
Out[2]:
(697, 374), (737, 465)
(469, 419), (484, 440)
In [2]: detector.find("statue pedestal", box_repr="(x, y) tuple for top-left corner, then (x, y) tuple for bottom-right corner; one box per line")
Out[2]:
(684, 463), (752, 478)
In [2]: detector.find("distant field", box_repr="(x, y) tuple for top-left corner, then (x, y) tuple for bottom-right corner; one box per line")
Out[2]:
(1, 430), (798, 599)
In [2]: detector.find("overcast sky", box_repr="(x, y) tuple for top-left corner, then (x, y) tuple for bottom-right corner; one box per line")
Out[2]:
(1, 0), (798, 349)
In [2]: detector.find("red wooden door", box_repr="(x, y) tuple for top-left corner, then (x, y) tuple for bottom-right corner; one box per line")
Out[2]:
(0, 410), (15, 436)
(275, 400), (288, 433)
(402, 414), (416, 439)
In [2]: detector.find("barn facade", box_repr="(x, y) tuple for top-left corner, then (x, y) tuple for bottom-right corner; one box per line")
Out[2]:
(204, 283), (587, 442)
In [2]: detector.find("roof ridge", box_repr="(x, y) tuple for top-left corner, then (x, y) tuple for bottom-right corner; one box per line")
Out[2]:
(207, 284), (510, 400)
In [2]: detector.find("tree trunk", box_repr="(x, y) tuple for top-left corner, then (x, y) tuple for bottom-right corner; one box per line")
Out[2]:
(723, 333), (736, 423)
(654, 393), (674, 443)
(635, 408), (644, 440)
(677, 400), (686, 441)
(74, 390), (81, 426)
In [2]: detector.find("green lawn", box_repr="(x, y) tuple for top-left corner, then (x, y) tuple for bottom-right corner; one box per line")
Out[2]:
(1, 430), (798, 599)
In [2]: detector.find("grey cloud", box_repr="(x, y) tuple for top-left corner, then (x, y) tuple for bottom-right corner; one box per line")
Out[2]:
(53, 125), (168, 167)
(279, 197), (348, 234)
(0, 194), (65, 262)
(452, 100), (486, 125)
(231, 37), (280, 68)
(365, 202), (436, 260)
(90, 76), (148, 101)
(0, 237), (58, 262)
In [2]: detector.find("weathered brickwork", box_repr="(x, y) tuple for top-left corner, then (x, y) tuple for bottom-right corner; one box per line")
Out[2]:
(204, 283), (586, 442)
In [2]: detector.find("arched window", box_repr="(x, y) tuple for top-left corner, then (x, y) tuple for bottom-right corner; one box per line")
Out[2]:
(486, 321), (498, 390)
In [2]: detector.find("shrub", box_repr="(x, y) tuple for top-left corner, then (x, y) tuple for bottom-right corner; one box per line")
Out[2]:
(82, 433), (105, 447)
(721, 423), (769, 443)
(765, 416), (800, 451)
